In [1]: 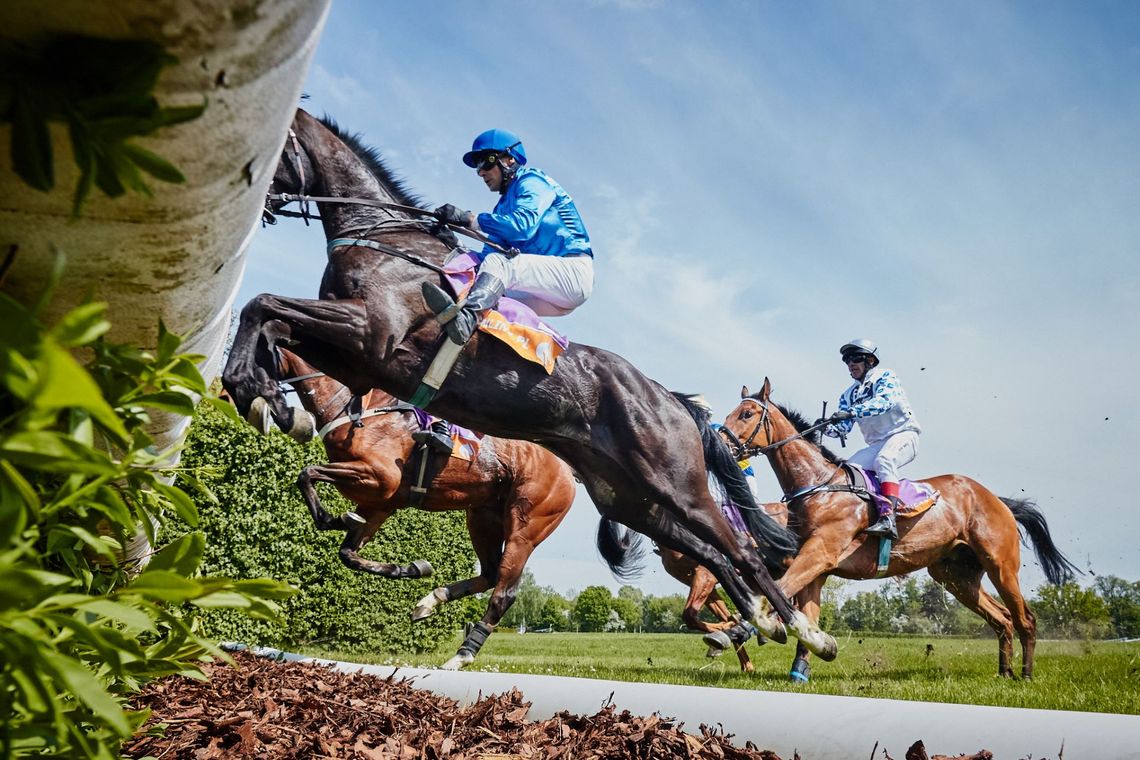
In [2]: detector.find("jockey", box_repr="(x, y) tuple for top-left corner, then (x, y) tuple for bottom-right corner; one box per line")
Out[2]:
(422, 128), (594, 346)
(822, 338), (921, 540)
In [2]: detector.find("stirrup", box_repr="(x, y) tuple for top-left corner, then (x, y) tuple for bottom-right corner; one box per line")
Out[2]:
(412, 429), (453, 455)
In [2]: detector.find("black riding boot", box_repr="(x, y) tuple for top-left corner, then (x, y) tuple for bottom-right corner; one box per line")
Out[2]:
(412, 419), (453, 455)
(864, 496), (900, 539)
(422, 272), (506, 345)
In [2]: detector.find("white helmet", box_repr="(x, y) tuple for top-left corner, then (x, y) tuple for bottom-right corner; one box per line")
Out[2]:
(839, 338), (879, 362)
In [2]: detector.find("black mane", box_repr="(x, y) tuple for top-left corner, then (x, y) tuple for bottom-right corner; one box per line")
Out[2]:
(318, 115), (425, 209)
(747, 397), (845, 465)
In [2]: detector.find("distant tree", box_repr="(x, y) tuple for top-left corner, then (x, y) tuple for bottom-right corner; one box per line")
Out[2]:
(840, 591), (894, 632)
(643, 594), (686, 632)
(1093, 576), (1140, 638)
(611, 596), (642, 632)
(1033, 582), (1112, 639)
(573, 586), (614, 632)
(500, 570), (548, 628)
(536, 594), (572, 631)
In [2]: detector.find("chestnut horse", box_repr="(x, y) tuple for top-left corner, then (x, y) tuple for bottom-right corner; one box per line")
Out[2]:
(717, 378), (1077, 680)
(276, 349), (575, 669)
(223, 109), (839, 659)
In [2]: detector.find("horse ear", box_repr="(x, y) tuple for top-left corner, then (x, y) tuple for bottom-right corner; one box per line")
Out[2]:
(761, 377), (772, 401)
(741, 385), (750, 399)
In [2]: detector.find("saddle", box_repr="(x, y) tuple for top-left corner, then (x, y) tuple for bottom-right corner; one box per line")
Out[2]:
(783, 464), (938, 521)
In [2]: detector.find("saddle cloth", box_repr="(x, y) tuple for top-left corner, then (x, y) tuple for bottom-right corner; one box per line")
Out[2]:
(444, 251), (569, 374)
(412, 408), (482, 461)
(847, 464), (939, 517)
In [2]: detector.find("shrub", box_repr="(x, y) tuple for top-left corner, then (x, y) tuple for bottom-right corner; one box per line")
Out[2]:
(0, 295), (293, 758)
(172, 400), (481, 654)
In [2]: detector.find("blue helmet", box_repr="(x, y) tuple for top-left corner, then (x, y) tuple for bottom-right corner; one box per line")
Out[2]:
(462, 128), (527, 168)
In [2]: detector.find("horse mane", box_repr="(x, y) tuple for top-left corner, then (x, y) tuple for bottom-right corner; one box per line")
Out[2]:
(318, 115), (425, 209)
(752, 398), (845, 465)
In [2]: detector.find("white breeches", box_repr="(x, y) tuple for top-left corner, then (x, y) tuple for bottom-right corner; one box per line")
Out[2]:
(847, 431), (919, 483)
(479, 252), (594, 316)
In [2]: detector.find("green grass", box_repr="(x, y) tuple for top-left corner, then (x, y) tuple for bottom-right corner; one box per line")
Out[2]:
(304, 632), (1140, 715)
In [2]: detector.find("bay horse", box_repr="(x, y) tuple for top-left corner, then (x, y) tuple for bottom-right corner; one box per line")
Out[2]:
(275, 349), (575, 669)
(718, 378), (1077, 680)
(222, 109), (839, 660)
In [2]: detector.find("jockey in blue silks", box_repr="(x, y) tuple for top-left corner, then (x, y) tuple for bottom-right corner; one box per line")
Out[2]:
(422, 128), (594, 346)
(821, 338), (922, 540)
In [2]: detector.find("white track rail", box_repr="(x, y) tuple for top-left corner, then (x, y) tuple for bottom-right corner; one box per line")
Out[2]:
(236, 645), (1140, 760)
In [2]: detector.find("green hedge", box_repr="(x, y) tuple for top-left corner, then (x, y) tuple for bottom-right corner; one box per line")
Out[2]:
(173, 401), (481, 654)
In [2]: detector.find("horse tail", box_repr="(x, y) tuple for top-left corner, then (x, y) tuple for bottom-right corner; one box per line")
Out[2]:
(672, 393), (799, 564)
(1000, 496), (1080, 585)
(596, 518), (646, 581)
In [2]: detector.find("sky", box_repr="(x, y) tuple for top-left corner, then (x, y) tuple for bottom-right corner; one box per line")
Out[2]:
(238, 0), (1140, 599)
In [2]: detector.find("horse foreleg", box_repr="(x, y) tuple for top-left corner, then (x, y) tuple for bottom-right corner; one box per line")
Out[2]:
(222, 293), (370, 428)
(296, 462), (371, 531)
(338, 509), (432, 578)
(705, 587), (755, 673)
(789, 579), (825, 683)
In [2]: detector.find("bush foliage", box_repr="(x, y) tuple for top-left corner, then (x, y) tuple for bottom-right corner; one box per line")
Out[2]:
(0, 293), (293, 759)
(173, 400), (481, 654)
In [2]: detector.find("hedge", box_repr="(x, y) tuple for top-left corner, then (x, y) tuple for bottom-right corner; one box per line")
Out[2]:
(173, 401), (481, 654)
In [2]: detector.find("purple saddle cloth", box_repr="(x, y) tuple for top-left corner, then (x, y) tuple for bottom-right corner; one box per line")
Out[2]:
(848, 464), (939, 514)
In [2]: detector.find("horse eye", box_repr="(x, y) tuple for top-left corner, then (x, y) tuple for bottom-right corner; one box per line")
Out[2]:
(742, 411), (752, 420)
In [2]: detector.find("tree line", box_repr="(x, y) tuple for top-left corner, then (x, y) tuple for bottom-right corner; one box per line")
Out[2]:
(500, 570), (1140, 639)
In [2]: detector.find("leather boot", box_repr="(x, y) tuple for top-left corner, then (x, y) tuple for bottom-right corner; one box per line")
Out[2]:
(412, 419), (453, 455)
(422, 272), (506, 345)
(864, 496), (900, 539)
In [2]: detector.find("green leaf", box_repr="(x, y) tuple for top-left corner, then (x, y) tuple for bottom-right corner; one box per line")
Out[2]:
(38, 648), (131, 737)
(0, 431), (117, 475)
(0, 458), (41, 517)
(121, 142), (185, 184)
(203, 394), (242, 422)
(37, 340), (130, 442)
(145, 532), (204, 576)
(191, 591), (251, 609)
(152, 481), (198, 527)
(78, 599), (156, 632)
(50, 302), (110, 348)
(155, 101), (207, 127)
(130, 390), (197, 416)
(128, 570), (203, 602)
(10, 87), (53, 191)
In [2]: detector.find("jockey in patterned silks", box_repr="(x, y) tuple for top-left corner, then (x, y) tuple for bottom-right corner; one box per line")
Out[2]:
(415, 129), (594, 452)
(821, 338), (922, 540)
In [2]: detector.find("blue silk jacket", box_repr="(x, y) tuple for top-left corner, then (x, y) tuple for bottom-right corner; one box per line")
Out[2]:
(476, 167), (592, 257)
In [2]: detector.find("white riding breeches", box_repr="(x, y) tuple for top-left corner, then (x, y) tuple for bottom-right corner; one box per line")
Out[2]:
(478, 252), (594, 316)
(847, 430), (919, 483)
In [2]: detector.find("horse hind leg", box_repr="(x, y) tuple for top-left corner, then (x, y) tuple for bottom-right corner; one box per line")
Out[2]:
(434, 509), (506, 670)
(928, 550), (1016, 677)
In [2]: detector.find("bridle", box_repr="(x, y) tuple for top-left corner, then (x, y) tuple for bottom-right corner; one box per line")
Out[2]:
(723, 398), (832, 459)
(725, 398), (867, 507)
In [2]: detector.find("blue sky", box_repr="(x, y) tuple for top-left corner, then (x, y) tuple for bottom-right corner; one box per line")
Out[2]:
(240, 1), (1140, 597)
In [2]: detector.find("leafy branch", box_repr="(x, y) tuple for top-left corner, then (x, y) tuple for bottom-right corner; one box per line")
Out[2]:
(0, 35), (206, 215)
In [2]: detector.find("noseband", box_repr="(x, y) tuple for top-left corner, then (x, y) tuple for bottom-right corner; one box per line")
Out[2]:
(727, 399), (831, 460)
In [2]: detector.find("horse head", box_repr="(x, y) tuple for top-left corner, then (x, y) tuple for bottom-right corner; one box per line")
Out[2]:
(721, 379), (777, 458)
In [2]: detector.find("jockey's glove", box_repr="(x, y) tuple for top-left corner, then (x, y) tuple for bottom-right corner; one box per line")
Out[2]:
(829, 410), (855, 422)
(435, 203), (473, 228)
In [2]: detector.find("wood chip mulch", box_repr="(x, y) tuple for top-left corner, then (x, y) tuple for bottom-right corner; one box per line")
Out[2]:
(123, 650), (785, 759)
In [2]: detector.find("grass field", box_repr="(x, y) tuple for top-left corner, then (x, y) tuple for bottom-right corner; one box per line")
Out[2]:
(306, 632), (1140, 715)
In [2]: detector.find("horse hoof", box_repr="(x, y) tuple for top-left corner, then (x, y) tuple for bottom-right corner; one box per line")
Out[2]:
(344, 511), (366, 525)
(703, 630), (731, 653)
(288, 409), (316, 443)
(247, 397), (273, 435)
(753, 613), (788, 645)
(789, 611), (838, 662)
(440, 653), (474, 671)
(410, 559), (434, 578)
(412, 587), (447, 621)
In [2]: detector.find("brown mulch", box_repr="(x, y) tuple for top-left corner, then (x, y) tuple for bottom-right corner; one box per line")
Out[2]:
(123, 650), (785, 759)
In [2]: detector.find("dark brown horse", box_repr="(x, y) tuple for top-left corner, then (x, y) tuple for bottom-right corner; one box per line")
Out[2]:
(276, 349), (575, 669)
(223, 109), (839, 659)
(717, 378), (1077, 680)
(657, 544), (762, 672)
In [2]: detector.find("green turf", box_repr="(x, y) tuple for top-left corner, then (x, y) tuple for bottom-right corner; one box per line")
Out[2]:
(304, 632), (1140, 715)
